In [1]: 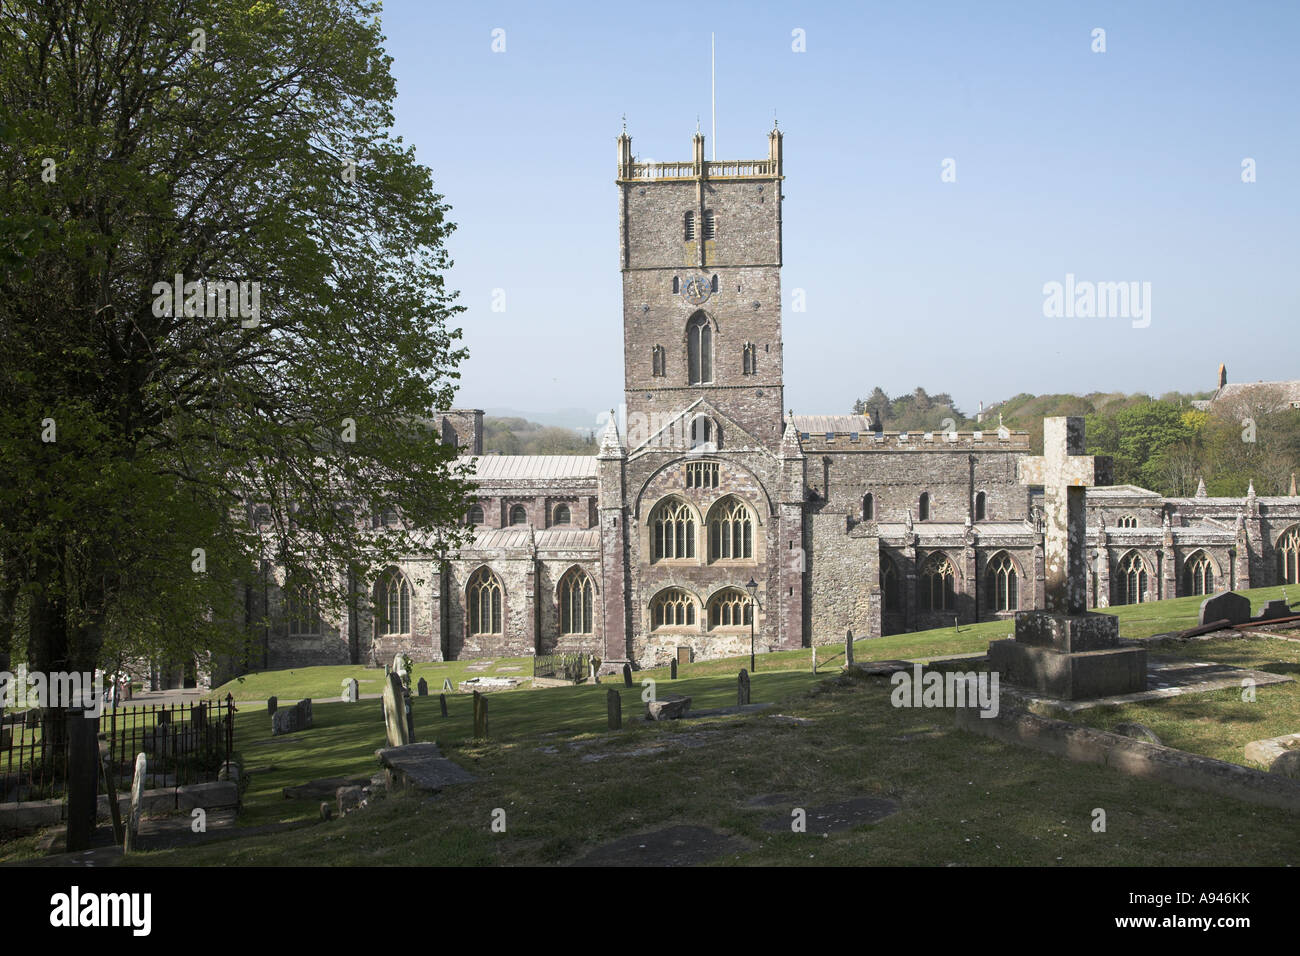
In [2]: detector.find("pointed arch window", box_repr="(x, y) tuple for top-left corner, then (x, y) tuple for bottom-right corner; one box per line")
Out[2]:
(742, 342), (756, 375)
(690, 415), (716, 450)
(1117, 515), (1138, 528)
(559, 567), (594, 635)
(862, 493), (874, 521)
(920, 553), (956, 611)
(1115, 551), (1149, 605)
(880, 558), (900, 611)
(708, 588), (752, 629)
(708, 497), (755, 562)
(919, 493), (931, 522)
(975, 491), (987, 521)
(1183, 551), (1214, 596)
(986, 552), (1018, 612)
(672, 276), (680, 294)
(651, 588), (698, 629)
(467, 567), (503, 635)
(710, 273), (718, 292)
(651, 497), (696, 561)
(378, 571), (412, 635)
(687, 312), (712, 384)
(286, 584), (324, 636)
(1278, 526), (1300, 584)
(652, 345), (666, 377)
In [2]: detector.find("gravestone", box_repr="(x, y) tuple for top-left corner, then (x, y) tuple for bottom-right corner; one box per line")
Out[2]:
(439, 693), (448, 718)
(670, 659), (678, 680)
(267, 695), (277, 716)
(343, 678), (359, 703)
(417, 677), (428, 697)
(737, 669), (750, 706)
(382, 672), (410, 747)
(588, 661), (598, 684)
(271, 708), (298, 736)
(1198, 591), (1251, 627)
(677, 646), (690, 668)
(844, 629), (855, 666)
(473, 691), (488, 739)
(295, 698), (313, 729)
(606, 688), (622, 730)
(811, 647), (817, 674)
(622, 663), (633, 688)
(1258, 599), (1291, 620)
(191, 702), (208, 728)
(987, 417), (1146, 699)
(124, 752), (147, 853)
(442, 678), (453, 692)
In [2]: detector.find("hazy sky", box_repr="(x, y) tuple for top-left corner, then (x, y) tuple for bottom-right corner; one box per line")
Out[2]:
(381, 1), (1298, 425)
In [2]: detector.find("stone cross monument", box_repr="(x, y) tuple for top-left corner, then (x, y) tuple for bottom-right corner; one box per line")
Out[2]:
(987, 417), (1147, 700)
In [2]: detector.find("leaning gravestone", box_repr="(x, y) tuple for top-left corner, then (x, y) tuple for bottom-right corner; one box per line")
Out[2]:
(622, 663), (633, 688)
(382, 672), (410, 748)
(417, 677), (428, 697)
(442, 678), (452, 692)
(124, 752), (147, 853)
(267, 695), (277, 717)
(1198, 591), (1252, 627)
(844, 629), (855, 666)
(296, 698), (313, 729)
(607, 688), (622, 730)
(737, 669), (751, 706)
(473, 691), (488, 739)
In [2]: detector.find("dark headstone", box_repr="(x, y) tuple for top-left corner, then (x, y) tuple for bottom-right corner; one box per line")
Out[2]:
(646, 696), (692, 721)
(1197, 591), (1251, 627)
(1257, 599), (1292, 621)
(622, 663), (633, 688)
(417, 677), (429, 697)
(439, 693), (448, 718)
(295, 698), (313, 729)
(473, 691), (488, 739)
(191, 702), (208, 728)
(737, 669), (751, 706)
(845, 629), (855, 666)
(607, 688), (622, 730)
(267, 695), (278, 716)
(271, 708), (298, 736)
(670, 659), (678, 680)
(65, 712), (99, 852)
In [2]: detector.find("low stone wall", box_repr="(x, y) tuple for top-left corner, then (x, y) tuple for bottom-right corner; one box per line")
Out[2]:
(0, 780), (239, 835)
(955, 705), (1300, 811)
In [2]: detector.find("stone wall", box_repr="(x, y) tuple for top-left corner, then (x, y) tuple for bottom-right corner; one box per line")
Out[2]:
(807, 512), (879, 643)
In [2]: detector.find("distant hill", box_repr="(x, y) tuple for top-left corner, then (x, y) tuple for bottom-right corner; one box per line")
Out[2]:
(484, 407), (601, 431)
(482, 416), (597, 456)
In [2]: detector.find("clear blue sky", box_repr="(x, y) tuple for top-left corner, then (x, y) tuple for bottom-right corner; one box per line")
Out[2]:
(380, 0), (1299, 425)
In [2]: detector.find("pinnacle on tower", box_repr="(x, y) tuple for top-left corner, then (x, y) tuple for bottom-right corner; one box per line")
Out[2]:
(597, 410), (624, 459)
(1195, 476), (1207, 497)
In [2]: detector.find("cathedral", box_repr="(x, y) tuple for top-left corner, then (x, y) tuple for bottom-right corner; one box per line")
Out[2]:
(246, 126), (1300, 677)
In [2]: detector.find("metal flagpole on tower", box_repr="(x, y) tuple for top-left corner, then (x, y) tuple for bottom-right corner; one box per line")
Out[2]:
(711, 33), (716, 161)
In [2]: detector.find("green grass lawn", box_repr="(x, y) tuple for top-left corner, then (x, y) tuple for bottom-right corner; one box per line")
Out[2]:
(209, 657), (538, 703)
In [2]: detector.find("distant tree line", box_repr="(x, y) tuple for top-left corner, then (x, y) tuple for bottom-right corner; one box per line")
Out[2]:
(851, 386), (1300, 498)
(482, 417), (597, 455)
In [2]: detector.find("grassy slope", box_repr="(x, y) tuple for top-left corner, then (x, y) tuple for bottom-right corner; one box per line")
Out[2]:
(105, 585), (1299, 867)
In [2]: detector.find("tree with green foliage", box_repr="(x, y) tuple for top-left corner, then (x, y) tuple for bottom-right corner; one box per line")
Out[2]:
(0, 0), (472, 692)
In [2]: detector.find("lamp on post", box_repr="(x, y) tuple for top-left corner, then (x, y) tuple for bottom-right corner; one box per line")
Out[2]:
(745, 577), (758, 673)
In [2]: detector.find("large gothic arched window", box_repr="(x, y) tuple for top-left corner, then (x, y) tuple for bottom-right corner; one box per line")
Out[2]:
(707, 588), (752, 629)
(651, 497), (696, 561)
(651, 588), (698, 629)
(707, 497), (754, 562)
(1183, 551), (1214, 596)
(687, 312), (712, 385)
(920, 553), (956, 611)
(377, 570), (411, 635)
(1278, 526), (1300, 585)
(559, 567), (593, 635)
(986, 552), (1018, 612)
(880, 558), (900, 611)
(467, 567), (503, 635)
(1115, 551), (1149, 605)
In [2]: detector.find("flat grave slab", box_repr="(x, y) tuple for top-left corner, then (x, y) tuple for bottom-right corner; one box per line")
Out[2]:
(760, 796), (902, 834)
(282, 775), (373, 801)
(573, 824), (751, 866)
(375, 742), (477, 792)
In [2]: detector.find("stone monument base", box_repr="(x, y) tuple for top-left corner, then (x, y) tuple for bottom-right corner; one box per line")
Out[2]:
(988, 610), (1147, 700)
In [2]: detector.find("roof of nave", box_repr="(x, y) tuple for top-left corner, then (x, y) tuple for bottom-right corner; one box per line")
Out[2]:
(792, 414), (874, 435)
(460, 455), (598, 480)
(534, 528), (601, 550)
(1213, 380), (1300, 407)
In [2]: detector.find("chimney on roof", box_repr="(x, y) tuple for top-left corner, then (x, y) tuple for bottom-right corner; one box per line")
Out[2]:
(1218, 363), (1227, 389)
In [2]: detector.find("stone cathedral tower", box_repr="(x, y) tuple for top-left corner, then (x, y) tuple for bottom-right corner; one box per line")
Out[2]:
(616, 126), (786, 448)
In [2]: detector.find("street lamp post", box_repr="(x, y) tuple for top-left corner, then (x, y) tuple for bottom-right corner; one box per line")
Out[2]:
(745, 577), (758, 673)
